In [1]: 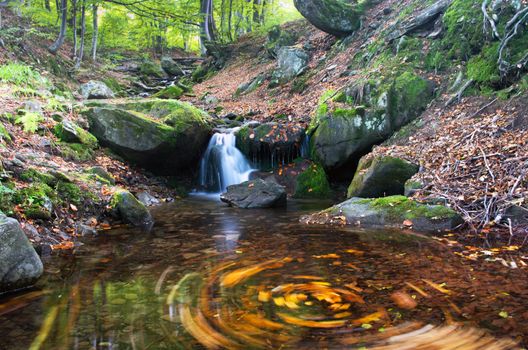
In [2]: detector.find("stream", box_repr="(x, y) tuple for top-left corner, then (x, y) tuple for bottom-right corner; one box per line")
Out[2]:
(1, 198), (527, 349)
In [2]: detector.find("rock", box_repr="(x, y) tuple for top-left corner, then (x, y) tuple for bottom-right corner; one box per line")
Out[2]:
(0, 214), (43, 294)
(152, 85), (184, 99)
(270, 47), (309, 86)
(404, 179), (424, 197)
(203, 94), (219, 106)
(265, 25), (298, 57)
(161, 56), (184, 76)
(137, 191), (160, 206)
(294, 162), (332, 198)
(80, 80), (115, 100)
(111, 189), (154, 228)
(139, 59), (166, 79)
(236, 122), (305, 169)
(504, 205), (528, 225)
(221, 179), (287, 209)
(76, 223), (97, 237)
(311, 72), (433, 171)
(293, 0), (362, 37)
(235, 74), (266, 96)
(54, 120), (98, 149)
(348, 156), (419, 198)
(22, 100), (43, 114)
(84, 99), (212, 174)
(301, 195), (464, 233)
(88, 166), (115, 185)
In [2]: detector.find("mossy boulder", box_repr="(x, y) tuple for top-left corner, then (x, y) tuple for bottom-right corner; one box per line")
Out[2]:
(270, 47), (309, 87)
(80, 80), (115, 100)
(139, 59), (165, 79)
(14, 183), (55, 220)
(152, 85), (184, 99)
(111, 189), (153, 228)
(348, 156), (419, 198)
(294, 163), (332, 198)
(293, 0), (362, 37)
(84, 99), (212, 174)
(265, 25), (298, 58)
(310, 72), (433, 170)
(59, 142), (94, 162)
(88, 166), (115, 185)
(161, 56), (184, 76)
(236, 122), (305, 170)
(54, 120), (98, 149)
(0, 214), (43, 294)
(302, 195), (464, 233)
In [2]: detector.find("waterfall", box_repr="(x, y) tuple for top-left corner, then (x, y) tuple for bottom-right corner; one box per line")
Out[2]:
(199, 130), (255, 193)
(300, 133), (311, 159)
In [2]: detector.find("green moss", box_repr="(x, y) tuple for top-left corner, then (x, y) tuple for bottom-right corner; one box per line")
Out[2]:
(294, 163), (331, 198)
(365, 195), (459, 221)
(54, 122), (98, 149)
(139, 60), (164, 78)
(191, 64), (215, 83)
(20, 168), (56, 186)
(0, 182), (16, 215)
(14, 183), (56, 220)
(56, 181), (83, 205)
(102, 77), (124, 96)
(59, 143), (94, 162)
(152, 85), (184, 99)
(0, 123), (11, 143)
(467, 43), (501, 86)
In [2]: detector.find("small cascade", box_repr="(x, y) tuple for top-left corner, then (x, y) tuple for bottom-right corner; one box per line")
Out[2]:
(199, 130), (255, 193)
(300, 133), (311, 159)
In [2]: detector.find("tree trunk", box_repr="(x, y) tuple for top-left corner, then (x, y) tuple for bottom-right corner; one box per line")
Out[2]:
(72, 0), (77, 59)
(48, 0), (67, 53)
(74, 0), (85, 69)
(91, 4), (98, 61)
(44, 0), (50, 11)
(200, 0), (217, 53)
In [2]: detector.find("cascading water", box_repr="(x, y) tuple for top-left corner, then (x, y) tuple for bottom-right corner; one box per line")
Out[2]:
(199, 129), (255, 193)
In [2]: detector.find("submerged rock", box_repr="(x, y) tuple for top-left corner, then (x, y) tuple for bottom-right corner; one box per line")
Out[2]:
(137, 191), (160, 207)
(111, 189), (154, 228)
(301, 195), (463, 233)
(348, 156), (419, 198)
(84, 99), (212, 174)
(0, 214), (43, 294)
(293, 0), (362, 37)
(221, 179), (287, 209)
(80, 80), (115, 100)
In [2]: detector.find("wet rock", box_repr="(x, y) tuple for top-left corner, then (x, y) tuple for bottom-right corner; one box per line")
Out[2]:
(236, 122), (305, 169)
(137, 191), (160, 207)
(54, 120), (98, 149)
(161, 56), (184, 76)
(301, 195), (463, 233)
(348, 156), (419, 198)
(76, 223), (97, 237)
(111, 189), (154, 228)
(80, 80), (115, 100)
(88, 166), (115, 185)
(0, 214), (44, 294)
(84, 99), (212, 174)
(293, 0), (362, 37)
(270, 47), (309, 86)
(221, 178), (287, 209)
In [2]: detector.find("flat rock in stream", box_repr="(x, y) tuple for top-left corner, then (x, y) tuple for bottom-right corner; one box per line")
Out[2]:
(0, 214), (43, 294)
(221, 179), (287, 209)
(301, 195), (463, 233)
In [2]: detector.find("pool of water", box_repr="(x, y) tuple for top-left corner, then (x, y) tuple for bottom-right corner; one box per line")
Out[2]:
(1, 198), (527, 349)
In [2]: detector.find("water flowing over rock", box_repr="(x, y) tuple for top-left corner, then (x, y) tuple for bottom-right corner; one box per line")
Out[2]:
(293, 0), (362, 37)
(84, 99), (212, 175)
(200, 130), (255, 193)
(221, 178), (287, 209)
(0, 214), (43, 294)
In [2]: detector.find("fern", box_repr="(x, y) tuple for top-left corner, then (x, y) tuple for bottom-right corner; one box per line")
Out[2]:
(0, 63), (47, 88)
(15, 112), (43, 133)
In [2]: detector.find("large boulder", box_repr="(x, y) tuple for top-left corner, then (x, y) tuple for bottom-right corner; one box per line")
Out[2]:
(265, 25), (298, 58)
(310, 72), (433, 171)
(161, 56), (184, 76)
(236, 122), (305, 170)
(111, 189), (154, 228)
(348, 156), (419, 198)
(270, 47), (309, 86)
(0, 214), (43, 294)
(221, 179), (287, 209)
(80, 80), (115, 100)
(83, 99), (212, 174)
(293, 0), (362, 37)
(301, 195), (464, 233)
(54, 120), (98, 149)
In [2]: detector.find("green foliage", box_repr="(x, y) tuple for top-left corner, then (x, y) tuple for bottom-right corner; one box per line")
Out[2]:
(56, 182), (83, 206)
(467, 43), (501, 86)
(59, 143), (95, 162)
(20, 169), (56, 186)
(15, 112), (43, 133)
(0, 63), (47, 88)
(0, 182), (16, 215)
(14, 183), (56, 220)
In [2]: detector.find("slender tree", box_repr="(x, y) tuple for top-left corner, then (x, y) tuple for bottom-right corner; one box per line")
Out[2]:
(91, 3), (98, 61)
(48, 0), (67, 53)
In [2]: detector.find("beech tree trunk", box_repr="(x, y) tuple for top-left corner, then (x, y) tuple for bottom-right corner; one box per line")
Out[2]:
(91, 4), (98, 61)
(74, 0), (85, 69)
(48, 0), (67, 53)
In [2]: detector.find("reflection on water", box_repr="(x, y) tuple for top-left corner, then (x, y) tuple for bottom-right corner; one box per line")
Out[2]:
(0, 199), (526, 349)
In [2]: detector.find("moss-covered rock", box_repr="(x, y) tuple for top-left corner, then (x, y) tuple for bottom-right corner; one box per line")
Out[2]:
(88, 166), (115, 185)
(152, 85), (184, 99)
(302, 195), (464, 233)
(270, 47), (309, 87)
(111, 189), (153, 228)
(348, 156), (419, 198)
(139, 59), (165, 79)
(54, 120), (98, 149)
(19, 168), (57, 186)
(265, 25), (298, 57)
(293, 0), (362, 37)
(84, 99), (212, 174)
(404, 179), (424, 197)
(294, 163), (331, 198)
(14, 183), (55, 220)
(59, 142), (95, 162)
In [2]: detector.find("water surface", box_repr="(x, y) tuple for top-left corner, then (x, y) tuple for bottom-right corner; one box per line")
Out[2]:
(1, 198), (527, 349)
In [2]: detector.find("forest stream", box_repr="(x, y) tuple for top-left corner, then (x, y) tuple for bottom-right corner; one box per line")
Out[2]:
(1, 197), (527, 349)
